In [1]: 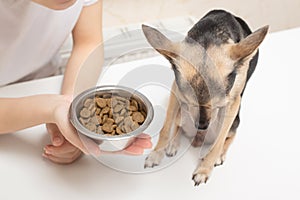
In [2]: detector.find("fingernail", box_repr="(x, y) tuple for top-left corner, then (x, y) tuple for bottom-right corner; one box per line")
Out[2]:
(53, 137), (62, 146)
(44, 146), (51, 153)
(42, 153), (48, 158)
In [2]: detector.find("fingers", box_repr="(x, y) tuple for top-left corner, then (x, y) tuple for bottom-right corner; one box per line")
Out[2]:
(46, 123), (65, 146)
(123, 145), (144, 155)
(122, 141), (151, 155)
(49, 122), (100, 156)
(43, 134), (153, 163)
(79, 134), (101, 156)
(121, 134), (152, 155)
(43, 141), (82, 164)
(99, 134), (153, 156)
(136, 133), (151, 140)
(44, 141), (79, 154)
(59, 121), (88, 154)
(133, 137), (152, 149)
(53, 101), (153, 158)
(43, 150), (82, 164)
(53, 105), (89, 154)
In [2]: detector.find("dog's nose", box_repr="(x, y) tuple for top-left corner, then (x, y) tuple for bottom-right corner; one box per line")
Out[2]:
(196, 120), (209, 130)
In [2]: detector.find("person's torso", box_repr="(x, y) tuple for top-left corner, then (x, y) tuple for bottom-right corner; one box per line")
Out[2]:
(0, 0), (84, 86)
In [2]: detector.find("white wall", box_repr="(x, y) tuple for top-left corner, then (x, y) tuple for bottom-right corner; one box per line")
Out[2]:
(103, 0), (300, 32)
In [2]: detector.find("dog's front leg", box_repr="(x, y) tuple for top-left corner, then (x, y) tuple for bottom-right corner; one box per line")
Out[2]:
(165, 111), (182, 157)
(144, 83), (180, 168)
(192, 97), (241, 185)
(214, 114), (240, 166)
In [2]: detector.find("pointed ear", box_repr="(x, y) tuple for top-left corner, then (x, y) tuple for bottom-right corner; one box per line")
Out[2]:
(142, 24), (178, 60)
(230, 25), (269, 60)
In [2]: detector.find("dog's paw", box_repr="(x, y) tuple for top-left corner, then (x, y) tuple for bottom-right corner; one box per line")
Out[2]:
(144, 150), (164, 168)
(192, 173), (209, 186)
(192, 166), (212, 186)
(214, 154), (226, 167)
(165, 141), (179, 157)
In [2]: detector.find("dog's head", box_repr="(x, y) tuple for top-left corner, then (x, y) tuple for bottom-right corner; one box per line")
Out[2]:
(142, 24), (268, 130)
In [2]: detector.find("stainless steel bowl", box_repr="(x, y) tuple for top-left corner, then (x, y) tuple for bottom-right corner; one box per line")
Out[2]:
(69, 85), (154, 152)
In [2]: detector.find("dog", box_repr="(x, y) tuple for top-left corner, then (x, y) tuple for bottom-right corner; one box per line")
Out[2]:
(142, 10), (268, 186)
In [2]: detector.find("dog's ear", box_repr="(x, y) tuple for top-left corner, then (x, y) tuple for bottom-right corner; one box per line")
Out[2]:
(230, 25), (269, 60)
(142, 24), (178, 60)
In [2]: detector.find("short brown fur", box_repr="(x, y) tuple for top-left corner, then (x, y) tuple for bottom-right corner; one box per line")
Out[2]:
(142, 10), (268, 186)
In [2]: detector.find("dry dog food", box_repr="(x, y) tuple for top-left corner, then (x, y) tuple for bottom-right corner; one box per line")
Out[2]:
(78, 95), (146, 136)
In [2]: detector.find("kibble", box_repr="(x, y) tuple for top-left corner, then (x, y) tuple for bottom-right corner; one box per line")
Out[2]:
(132, 112), (145, 123)
(80, 108), (91, 118)
(79, 94), (146, 135)
(96, 98), (106, 108)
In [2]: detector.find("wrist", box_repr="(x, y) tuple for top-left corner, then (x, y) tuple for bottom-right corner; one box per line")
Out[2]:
(49, 95), (72, 123)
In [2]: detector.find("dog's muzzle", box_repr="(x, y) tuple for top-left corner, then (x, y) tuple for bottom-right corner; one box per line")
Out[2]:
(196, 120), (210, 130)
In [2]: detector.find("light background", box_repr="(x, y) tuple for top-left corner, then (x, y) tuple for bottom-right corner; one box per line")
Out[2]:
(102, 0), (300, 32)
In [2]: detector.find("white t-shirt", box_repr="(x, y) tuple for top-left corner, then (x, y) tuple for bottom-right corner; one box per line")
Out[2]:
(0, 0), (98, 86)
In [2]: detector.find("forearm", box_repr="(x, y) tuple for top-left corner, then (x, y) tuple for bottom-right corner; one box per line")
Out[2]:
(61, 43), (103, 96)
(61, 1), (103, 96)
(0, 95), (67, 134)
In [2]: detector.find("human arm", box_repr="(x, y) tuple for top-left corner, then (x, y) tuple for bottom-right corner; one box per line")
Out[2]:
(0, 94), (151, 161)
(0, 95), (67, 134)
(0, 94), (85, 155)
(44, 1), (153, 163)
(61, 0), (103, 95)
(44, 1), (104, 164)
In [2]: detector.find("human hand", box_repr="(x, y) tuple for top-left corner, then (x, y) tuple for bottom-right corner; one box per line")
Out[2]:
(44, 95), (152, 164)
(81, 133), (152, 156)
(43, 123), (82, 164)
(119, 133), (152, 155)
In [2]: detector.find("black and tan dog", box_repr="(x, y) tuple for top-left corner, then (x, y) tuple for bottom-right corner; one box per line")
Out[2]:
(142, 10), (268, 186)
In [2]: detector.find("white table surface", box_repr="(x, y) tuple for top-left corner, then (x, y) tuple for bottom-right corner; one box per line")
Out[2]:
(1, 27), (300, 200)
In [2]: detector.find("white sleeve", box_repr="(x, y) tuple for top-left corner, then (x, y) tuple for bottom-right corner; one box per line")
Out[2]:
(83, 0), (98, 6)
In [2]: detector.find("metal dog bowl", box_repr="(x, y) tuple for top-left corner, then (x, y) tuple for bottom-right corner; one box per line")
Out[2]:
(70, 85), (154, 152)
